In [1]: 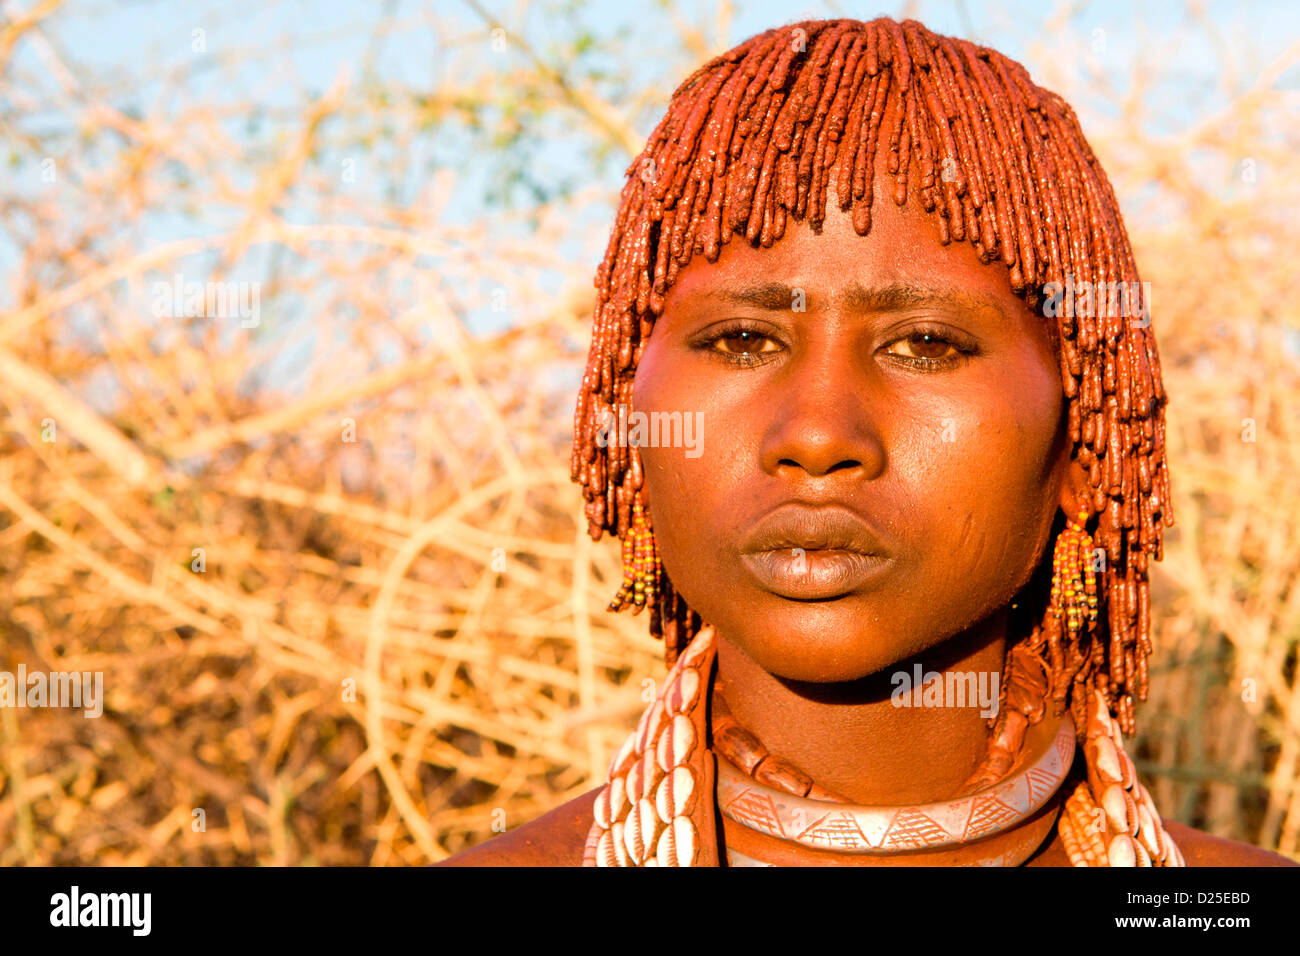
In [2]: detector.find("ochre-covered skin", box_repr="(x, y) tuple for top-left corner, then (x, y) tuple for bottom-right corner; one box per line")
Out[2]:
(439, 18), (1288, 866)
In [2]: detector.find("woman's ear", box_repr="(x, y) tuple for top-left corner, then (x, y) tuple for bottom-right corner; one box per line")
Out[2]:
(1056, 454), (1091, 522)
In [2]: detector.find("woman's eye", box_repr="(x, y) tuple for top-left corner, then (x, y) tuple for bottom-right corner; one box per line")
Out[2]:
(886, 331), (962, 363)
(711, 330), (779, 355)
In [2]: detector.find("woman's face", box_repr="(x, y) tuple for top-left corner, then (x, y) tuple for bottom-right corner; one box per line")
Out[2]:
(632, 182), (1077, 683)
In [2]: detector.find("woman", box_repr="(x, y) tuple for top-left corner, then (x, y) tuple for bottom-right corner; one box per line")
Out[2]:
(444, 16), (1292, 866)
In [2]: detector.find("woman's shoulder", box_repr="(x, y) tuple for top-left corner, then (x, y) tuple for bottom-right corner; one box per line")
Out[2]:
(1161, 821), (1297, 867)
(435, 787), (600, 866)
(1030, 818), (1297, 867)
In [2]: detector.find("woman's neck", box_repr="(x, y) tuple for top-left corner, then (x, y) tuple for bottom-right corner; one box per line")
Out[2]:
(713, 608), (1009, 805)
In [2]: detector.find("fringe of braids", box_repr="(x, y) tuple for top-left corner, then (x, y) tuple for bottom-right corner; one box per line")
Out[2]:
(570, 18), (1173, 740)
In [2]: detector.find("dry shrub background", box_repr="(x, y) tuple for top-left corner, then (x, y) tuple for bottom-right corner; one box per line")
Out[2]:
(1, 2), (1297, 864)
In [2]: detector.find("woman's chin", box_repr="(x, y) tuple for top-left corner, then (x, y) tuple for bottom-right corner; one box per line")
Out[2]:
(726, 625), (910, 686)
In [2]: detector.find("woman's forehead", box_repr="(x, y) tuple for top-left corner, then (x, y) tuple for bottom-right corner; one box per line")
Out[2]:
(661, 198), (1037, 324)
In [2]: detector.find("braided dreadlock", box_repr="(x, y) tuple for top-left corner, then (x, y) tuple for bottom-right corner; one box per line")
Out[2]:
(571, 18), (1173, 753)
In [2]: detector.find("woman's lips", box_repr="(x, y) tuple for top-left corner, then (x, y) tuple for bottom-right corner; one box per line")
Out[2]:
(737, 502), (896, 599)
(739, 548), (893, 600)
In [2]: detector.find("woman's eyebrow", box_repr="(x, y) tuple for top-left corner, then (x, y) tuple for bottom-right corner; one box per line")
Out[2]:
(839, 281), (1004, 319)
(701, 280), (1004, 319)
(702, 282), (795, 310)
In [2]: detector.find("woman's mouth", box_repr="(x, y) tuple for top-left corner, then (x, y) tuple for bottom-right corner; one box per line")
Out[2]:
(737, 502), (896, 599)
(739, 548), (894, 600)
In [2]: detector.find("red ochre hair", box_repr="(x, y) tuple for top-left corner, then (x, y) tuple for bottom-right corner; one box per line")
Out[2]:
(570, 17), (1173, 738)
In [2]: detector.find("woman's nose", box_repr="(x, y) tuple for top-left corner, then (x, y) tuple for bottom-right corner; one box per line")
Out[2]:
(758, 345), (887, 482)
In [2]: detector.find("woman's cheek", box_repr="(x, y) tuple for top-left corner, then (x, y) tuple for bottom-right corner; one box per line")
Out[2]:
(949, 396), (1062, 590)
(637, 413), (734, 590)
(895, 400), (1018, 575)
(891, 398), (987, 508)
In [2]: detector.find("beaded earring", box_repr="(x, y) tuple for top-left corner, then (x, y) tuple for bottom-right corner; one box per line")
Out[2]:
(1049, 509), (1099, 639)
(608, 497), (661, 614)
